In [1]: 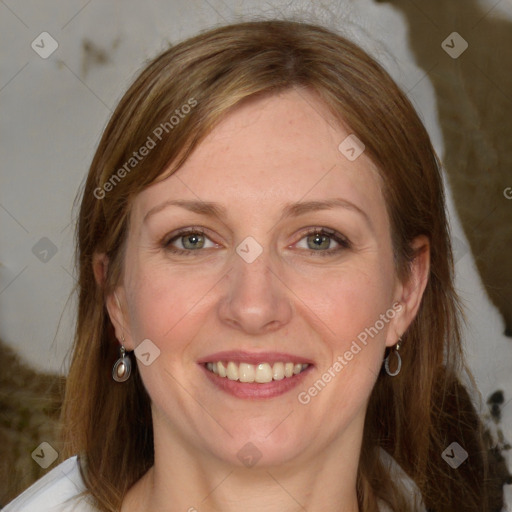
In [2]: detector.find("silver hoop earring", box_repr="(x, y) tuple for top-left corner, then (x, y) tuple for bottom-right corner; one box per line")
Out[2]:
(384, 339), (402, 377)
(112, 343), (132, 382)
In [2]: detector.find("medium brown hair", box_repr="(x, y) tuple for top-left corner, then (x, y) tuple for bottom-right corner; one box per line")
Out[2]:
(61, 19), (492, 511)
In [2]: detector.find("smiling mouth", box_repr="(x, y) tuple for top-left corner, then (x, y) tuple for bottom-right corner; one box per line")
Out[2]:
(204, 361), (310, 384)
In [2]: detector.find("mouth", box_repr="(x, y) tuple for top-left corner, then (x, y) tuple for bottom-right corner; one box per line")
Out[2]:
(204, 361), (310, 383)
(198, 351), (313, 399)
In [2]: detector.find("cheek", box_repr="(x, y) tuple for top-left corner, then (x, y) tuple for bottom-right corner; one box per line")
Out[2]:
(295, 268), (395, 412)
(296, 262), (395, 345)
(124, 257), (219, 347)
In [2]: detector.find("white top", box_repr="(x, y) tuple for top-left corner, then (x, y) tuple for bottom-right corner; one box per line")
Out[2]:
(3, 453), (424, 511)
(2, 456), (95, 512)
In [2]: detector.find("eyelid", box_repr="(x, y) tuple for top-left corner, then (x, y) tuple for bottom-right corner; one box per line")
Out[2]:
(297, 226), (349, 243)
(292, 227), (351, 253)
(163, 226), (218, 250)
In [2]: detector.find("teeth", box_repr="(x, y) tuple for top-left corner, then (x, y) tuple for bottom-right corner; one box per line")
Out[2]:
(206, 361), (309, 383)
(227, 361), (238, 381)
(217, 361), (227, 377)
(239, 363), (255, 382)
(273, 362), (285, 380)
(255, 363), (273, 383)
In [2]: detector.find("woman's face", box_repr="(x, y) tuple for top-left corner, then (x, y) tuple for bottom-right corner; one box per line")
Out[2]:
(108, 88), (412, 469)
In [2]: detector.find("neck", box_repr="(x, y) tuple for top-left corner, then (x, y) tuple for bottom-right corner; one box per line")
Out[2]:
(121, 413), (364, 512)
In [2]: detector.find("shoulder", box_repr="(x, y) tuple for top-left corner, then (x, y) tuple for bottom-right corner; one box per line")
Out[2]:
(377, 448), (427, 512)
(2, 456), (97, 512)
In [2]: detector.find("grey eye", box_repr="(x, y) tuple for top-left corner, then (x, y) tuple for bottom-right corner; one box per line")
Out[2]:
(306, 233), (332, 250)
(179, 233), (207, 250)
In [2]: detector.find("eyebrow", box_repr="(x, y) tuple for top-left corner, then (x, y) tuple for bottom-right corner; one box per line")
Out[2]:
(143, 198), (373, 230)
(144, 200), (227, 224)
(278, 198), (371, 228)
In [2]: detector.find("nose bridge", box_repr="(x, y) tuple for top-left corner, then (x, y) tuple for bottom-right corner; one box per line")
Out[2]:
(230, 243), (277, 305)
(218, 241), (292, 333)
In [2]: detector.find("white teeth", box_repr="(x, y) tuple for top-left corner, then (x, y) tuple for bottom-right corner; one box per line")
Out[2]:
(239, 363), (255, 382)
(255, 363), (273, 383)
(226, 361), (238, 381)
(205, 361), (309, 383)
(273, 362), (285, 380)
(217, 360), (227, 377)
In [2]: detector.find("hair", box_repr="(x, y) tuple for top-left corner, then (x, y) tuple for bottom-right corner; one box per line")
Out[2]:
(60, 19), (495, 512)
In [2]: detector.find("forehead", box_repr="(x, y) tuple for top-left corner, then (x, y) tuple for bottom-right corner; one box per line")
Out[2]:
(133, 89), (386, 227)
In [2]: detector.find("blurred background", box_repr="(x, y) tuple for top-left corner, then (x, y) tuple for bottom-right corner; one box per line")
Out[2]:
(1, 0), (511, 508)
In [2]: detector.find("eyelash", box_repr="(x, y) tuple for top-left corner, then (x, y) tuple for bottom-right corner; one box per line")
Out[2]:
(298, 227), (351, 256)
(162, 227), (351, 257)
(162, 227), (209, 257)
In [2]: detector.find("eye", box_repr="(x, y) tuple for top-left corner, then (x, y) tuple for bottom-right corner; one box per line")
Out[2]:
(163, 228), (217, 254)
(294, 228), (351, 256)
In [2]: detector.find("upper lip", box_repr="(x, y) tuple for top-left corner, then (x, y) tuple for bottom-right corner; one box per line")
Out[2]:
(197, 350), (314, 365)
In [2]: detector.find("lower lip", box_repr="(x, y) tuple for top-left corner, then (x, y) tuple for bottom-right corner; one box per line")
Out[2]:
(199, 364), (313, 399)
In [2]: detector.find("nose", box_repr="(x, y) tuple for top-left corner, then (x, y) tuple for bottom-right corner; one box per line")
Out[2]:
(217, 246), (293, 335)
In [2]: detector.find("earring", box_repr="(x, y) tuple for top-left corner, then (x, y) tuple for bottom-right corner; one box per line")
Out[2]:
(384, 338), (402, 377)
(112, 338), (132, 382)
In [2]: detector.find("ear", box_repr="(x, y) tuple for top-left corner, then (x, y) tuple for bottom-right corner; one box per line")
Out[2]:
(385, 235), (430, 347)
(93, 252), (135, 351)
(92, 251), (108, 286)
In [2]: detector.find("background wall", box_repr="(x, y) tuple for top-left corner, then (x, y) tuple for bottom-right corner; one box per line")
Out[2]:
(1, 0), (511, 507)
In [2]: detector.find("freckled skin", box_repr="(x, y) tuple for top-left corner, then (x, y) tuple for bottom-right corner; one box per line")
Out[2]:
(107, 89), (427, 512)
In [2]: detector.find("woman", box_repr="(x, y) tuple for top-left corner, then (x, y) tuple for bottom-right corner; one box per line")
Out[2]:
(4, 19), (493, 512)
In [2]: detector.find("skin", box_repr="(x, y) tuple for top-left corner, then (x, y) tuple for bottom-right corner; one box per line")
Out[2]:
(95, 88), (429, 512)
